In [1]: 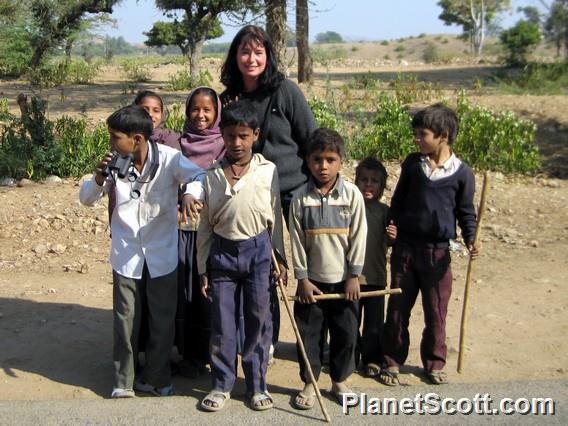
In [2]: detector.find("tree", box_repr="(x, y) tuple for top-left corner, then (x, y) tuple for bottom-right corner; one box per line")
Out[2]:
(145, 0), (261, 79)
(29, 0), (120, 68)
(438, 0), (511, 55)
(543, 0), (568, 57)
(265, 0), (287, 75)
(500, 19), (541, 66)
(314, 30), (343, 44)
(296, 0), (312, 82)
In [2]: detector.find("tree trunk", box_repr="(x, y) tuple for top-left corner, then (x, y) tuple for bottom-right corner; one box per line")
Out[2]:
(296, 0), (312, 83)
(65, 38), (73, 59)
(266, 0), (287, 75)
(189, 39), (205, 79)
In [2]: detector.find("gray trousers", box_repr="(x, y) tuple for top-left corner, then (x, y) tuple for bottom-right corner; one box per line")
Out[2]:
(113, 265), (177, 390)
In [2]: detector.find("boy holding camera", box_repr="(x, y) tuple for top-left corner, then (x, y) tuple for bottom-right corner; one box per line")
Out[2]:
(80, 105), (204, 398)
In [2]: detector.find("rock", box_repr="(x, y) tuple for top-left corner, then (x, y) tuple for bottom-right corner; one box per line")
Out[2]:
(79, 262), (89, 274)
(17, 178), (33, 187)
(491, 171), (505, 181)
(0, 177), (16, 187)
(530, 240), (539, 248)
(44, 175), (63, 185)
(47, 288), (56, 294)
(49, 243), (67, 254)
(32, 244), (48, 255)
(0, 231), (11, 239)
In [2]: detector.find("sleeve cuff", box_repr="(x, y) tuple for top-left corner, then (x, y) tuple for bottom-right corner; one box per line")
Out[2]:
(185, 181), (204, 200)
(348, 265), (363, 276)
(294, 269), (308, 280)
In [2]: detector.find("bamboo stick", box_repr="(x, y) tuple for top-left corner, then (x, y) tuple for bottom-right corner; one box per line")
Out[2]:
(287, 288), (402, 302)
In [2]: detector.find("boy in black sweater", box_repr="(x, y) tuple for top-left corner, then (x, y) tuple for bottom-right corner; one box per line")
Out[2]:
(380, 104), (479, 386)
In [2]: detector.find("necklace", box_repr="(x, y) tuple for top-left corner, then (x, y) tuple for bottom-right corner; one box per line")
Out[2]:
(227, 157), (252, 180)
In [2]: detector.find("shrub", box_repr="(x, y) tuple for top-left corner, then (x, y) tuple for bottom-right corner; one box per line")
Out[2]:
(167, 69), (213, 91)
(496, 62), (568, 94)
(500, 20), (541, 67)
(380, 40), (389, 46)
(455, 91), (540, 173)
(120, 62), (151, 83)
(27, 58), (101, 88)
(0, 25), (33, 77)
(423, 42), (441, 63)
(308, 97), (339, 130)
(389, 74), (442, 103)
(165, 102), (185, 133)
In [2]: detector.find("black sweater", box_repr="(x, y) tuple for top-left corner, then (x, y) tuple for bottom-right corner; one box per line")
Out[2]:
(389, 153), (477, 245)
(221, 79), (317, 194)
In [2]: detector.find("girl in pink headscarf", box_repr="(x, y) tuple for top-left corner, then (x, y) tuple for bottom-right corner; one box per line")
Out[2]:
(176, 87), (225, 378)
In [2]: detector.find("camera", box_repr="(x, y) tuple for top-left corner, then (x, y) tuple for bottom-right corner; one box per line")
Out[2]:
(101, 151), (134, 179)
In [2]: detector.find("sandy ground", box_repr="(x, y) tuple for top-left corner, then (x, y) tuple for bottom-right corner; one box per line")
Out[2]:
(0, 60), (567, 402)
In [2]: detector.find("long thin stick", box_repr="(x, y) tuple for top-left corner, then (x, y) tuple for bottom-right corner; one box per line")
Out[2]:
(457, 172), (490, 373)
(271, 252), (331, 423)
(288, 288), (402, 301)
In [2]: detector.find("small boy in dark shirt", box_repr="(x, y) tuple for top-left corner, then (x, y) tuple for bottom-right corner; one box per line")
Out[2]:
(354, 157), (396, 378)
(380, 104), (479, 386)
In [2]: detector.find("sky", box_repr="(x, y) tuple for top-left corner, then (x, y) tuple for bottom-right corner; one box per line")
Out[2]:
(105, 0), (544, 45)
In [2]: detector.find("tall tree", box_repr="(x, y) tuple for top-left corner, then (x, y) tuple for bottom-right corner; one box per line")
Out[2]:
(543, 0), (568, 57)
(29, 0), (120, 68)
(296, 0), (312, 82)
(438, 0), (511, 55)
(145, 0), (261, 79)
(265, 0), (287, 74)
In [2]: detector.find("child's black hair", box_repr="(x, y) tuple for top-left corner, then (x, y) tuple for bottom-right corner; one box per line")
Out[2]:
(107, 105), (153, 141)
(306, 128), (345, 159)
(133, 90), (164, 111)
(355, 156), (388, 199)
(220, 99), (259, 130)
(187, 87), (218, 117)
(412, 103), (459, 145)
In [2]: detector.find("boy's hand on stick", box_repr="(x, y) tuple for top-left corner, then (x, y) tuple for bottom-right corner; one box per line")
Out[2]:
(297, 278), (322, 304)
(467, 243), (480, 260)
(344, 276), (360, 301)
(94, 152), (113, 186)
(272, 262), (288, 286)
(386, 220), (397, 241)
(199, 274), (210, 298)
(181, 194), (203, 224)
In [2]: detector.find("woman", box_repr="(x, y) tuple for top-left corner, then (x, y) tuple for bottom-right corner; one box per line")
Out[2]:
(220, 25), (318, 348)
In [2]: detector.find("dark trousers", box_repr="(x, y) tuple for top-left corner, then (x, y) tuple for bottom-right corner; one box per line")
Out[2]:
(294, 282), (358, 383)
(113, 265), (177, 389)
(383, 242), (452, 372)
(209, 230), (273, 393)
(357, 285), (385, 366)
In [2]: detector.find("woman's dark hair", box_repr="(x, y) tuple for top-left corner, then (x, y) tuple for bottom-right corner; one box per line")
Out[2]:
(133, 90), (164, 111)
(186, 87), (218, 117)
(355, 156), (388, 199)
(107, 105), (153, 140)
(306, 128), (345, 159)
(220, 25), (284, 95)
(220, 99), (259, 130)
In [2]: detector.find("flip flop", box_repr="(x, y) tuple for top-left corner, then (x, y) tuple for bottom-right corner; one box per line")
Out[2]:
(427, 370), (449, 385)
(378, 369), (400, 387)
(364, 363), (381, 378)
(200, 391), (230, 412)
(333, 389), (355, 405)
(294, 391), (316, 410)
(250, 391), (274, 411)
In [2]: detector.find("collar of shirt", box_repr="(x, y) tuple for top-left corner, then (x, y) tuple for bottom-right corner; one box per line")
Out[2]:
(307, 174), (345, 198)
(420, 153), (461, 180)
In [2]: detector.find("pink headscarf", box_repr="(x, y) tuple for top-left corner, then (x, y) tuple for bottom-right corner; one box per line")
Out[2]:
(179, 87), (225, 169)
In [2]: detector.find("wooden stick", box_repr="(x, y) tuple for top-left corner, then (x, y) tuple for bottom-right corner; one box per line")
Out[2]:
(287, 288), (402, 301)
(457, 172), (490, 374)
(271, 252), (331, 423)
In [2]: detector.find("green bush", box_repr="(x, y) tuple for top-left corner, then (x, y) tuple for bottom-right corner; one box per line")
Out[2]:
(120, 62), (151, 83)
(500, 20), (541, 66)
(165, 103), (185, 134)
(0, 25), (33, 77)
(423, 42), (441, 63)
(495, 62), (568, 94)
(389, 74), (442, 103)
(0, 96), (110, 179)
(27, 58), (101, 88)
(455, 91), (540, 173)
(168, 69), (213, 91)
(347, 95), (414, 161)
(308, 97), (339, 130)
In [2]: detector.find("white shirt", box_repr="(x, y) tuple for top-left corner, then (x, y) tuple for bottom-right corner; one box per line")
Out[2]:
(80, 143), (205, 279)
(420, 153), (462, 181)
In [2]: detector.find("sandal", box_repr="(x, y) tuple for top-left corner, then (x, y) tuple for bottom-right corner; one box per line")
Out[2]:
(427, 370), (449, 385)
(364, 363), (381, 378)
(200, 391), (230, 412)
(250, 391), (274, 411)
(294, 391), (316, 410)
(378, 368), (400, 387)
